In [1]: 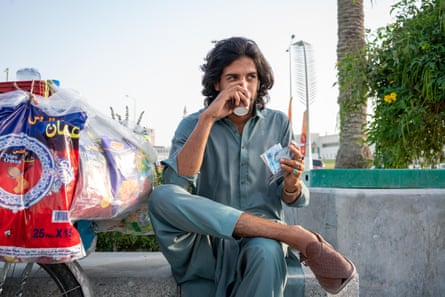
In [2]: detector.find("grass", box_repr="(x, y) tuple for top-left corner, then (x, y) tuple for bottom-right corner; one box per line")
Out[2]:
(322, 159), (335, 169)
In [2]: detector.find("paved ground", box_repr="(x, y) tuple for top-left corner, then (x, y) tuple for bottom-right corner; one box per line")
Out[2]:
(78, 252), (178, 297)
(1, 251), (359, 297)
(77, 252), (359, 297)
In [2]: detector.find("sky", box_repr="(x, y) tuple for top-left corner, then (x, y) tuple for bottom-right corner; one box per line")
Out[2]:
(0, 0), (398, 147)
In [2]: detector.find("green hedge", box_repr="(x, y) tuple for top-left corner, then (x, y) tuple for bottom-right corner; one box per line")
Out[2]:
(96, 232), (159, 252)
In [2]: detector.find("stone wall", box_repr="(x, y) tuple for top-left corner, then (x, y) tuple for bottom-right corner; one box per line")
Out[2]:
(284, 186), (445, 297)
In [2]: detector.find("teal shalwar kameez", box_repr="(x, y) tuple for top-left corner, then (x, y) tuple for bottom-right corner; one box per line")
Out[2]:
(148, 107), (309, 297)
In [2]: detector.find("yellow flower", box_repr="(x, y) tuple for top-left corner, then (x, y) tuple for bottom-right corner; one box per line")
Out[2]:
(384, 92), (397, 103)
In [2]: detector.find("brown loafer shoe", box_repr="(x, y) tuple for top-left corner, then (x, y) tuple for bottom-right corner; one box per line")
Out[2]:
(300, 232), (356, 294)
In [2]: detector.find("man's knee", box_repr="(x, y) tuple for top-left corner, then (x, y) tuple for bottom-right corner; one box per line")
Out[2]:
(148, 185), (165, 216)
(148, 184), (184, 215)
(149, 184), (168, 204)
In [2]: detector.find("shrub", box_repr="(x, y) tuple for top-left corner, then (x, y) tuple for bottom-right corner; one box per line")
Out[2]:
(366, 0), (445, 168)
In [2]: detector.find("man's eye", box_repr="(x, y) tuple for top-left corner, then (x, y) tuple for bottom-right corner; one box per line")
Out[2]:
(247, 74), (257, 80)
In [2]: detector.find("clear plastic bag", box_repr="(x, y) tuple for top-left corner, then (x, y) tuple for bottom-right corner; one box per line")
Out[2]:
(70, 100), (157, 221)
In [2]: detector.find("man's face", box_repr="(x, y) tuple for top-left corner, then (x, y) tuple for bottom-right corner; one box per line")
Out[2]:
(216, 56), (259, 104)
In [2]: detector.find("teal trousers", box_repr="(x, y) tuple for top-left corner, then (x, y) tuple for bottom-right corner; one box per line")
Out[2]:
(148, 184), (288, 297)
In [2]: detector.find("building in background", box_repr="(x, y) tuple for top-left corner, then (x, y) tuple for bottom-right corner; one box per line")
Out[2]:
(153, 145), (170, 163)
(152, 132), (342, 165)
(295, 133), (339, 160)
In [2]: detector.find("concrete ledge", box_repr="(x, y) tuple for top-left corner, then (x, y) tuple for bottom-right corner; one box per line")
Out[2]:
(78, 252), (359, 297)
(285, 187), (445, 297)
(303, 169), (445, 188)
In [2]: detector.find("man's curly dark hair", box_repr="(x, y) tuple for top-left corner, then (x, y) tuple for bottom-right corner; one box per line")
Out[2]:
(201, 37), (274, 110)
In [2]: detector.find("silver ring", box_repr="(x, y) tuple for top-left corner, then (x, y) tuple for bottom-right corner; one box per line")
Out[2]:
(292, 168), (298, 175)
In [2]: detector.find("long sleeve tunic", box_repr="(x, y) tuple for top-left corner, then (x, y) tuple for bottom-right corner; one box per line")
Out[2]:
(149, 107), (309, 297)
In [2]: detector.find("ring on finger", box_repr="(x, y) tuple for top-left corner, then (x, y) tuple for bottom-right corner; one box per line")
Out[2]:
(292, 168), (298, 175)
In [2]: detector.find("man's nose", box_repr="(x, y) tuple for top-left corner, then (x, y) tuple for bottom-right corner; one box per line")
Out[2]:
(238, 78), (248, 88)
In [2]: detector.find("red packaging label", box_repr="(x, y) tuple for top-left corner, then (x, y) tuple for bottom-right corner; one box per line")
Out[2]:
(0, 99), (86, 263)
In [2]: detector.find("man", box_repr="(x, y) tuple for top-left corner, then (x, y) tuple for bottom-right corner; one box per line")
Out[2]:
(148, 37), (355, 297)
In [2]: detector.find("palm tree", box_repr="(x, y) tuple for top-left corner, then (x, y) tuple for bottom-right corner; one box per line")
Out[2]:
(335, 0), (373, 168)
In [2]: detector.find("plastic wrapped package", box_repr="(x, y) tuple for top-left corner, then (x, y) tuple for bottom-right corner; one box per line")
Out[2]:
(70, 104), (157, 221)
(0, 90), (87, 263)
(92, 204), (154, 235)
(70, 132), (114, 219)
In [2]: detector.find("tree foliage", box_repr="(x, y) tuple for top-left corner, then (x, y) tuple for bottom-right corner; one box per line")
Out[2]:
(366, 0), (445, 168)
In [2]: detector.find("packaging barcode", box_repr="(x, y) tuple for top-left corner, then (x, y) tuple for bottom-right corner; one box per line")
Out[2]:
(52, 211), (69, 223)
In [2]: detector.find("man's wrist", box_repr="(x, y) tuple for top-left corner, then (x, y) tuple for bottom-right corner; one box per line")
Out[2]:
(283, 187), (299, 196)
(282, 182), (302, 204)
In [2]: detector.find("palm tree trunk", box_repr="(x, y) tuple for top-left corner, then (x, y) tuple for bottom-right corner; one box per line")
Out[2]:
(336, 0), (373, 168)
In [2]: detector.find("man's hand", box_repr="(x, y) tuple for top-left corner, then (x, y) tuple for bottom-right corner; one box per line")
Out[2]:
(203, 82), (251, 120)
(280, 140), (304, 203)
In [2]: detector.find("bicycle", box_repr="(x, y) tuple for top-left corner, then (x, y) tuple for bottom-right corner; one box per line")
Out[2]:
(0, 260), (93, 297)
